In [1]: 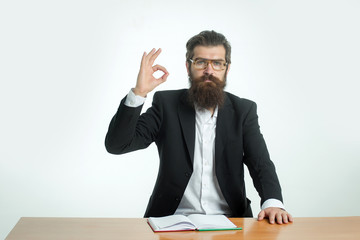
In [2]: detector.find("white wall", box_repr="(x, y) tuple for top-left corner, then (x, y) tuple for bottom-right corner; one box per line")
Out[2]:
(1, 0), (359, 238)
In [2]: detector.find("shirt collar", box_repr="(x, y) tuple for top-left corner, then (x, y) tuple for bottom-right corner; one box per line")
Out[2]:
(195, 105), (218, 123)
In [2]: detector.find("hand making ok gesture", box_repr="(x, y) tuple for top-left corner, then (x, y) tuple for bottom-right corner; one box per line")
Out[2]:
(133, 48), (169, 97)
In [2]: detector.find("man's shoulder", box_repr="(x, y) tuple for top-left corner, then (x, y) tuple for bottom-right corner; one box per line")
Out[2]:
(153, 89), (188, 103)
(154, 89), (187, 97)
(225, 91), (256, 107)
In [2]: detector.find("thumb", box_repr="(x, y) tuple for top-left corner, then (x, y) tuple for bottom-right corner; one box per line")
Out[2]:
(258, 210), (265, 221)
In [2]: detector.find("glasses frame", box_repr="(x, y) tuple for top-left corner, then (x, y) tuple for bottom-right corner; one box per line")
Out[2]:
(189, 58), (228, 71)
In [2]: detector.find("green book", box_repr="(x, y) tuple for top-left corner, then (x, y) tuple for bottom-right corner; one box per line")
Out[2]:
(148, 214), (242, 232)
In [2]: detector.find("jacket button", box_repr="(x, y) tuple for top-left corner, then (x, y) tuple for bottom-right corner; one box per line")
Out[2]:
(185, 172), (190, 177)
(175, 197), (180, 201)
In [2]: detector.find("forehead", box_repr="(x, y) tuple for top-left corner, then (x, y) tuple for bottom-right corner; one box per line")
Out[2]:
(193, 45), (226, 60)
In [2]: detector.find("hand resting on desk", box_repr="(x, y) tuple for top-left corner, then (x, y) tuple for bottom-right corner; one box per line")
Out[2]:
(258, 207), (293, 224)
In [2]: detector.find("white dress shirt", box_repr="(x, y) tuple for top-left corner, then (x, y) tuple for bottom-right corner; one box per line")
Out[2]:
(124, 89), (285, 215)
(174, 106), (232, 215)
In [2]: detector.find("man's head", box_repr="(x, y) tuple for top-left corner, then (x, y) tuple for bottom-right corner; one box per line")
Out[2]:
(186, 30), (231, 65)
(186, 30), (231, 110)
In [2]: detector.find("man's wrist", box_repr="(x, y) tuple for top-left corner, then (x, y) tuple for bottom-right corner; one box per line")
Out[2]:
(132, 87), (148, 97)
(261, 199), (285, 210)
(124, 89), (146, 107)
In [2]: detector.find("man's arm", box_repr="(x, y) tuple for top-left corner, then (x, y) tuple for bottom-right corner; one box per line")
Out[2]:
(242, 101), (293, 224)
(105, 48), (169, 154)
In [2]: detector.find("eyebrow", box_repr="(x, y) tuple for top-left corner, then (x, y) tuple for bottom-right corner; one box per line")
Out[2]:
(193, 57), (226, 61)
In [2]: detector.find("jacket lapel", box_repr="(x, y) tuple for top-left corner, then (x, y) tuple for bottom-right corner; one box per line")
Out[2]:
(178, 91), (195, 164)
(215, 94), (233, 167)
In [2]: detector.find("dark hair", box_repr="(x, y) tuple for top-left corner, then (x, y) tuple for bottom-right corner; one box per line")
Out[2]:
(186, 30), (231, 64)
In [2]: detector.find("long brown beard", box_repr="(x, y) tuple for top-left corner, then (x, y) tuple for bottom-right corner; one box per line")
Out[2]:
(188, 74), (226, 109)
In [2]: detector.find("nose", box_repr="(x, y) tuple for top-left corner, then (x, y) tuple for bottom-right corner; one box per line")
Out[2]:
(203, 62), (215, 75)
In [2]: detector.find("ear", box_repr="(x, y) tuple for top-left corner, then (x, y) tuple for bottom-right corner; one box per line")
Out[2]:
(186, 61), (190, 75)
(226, 63), (231, 75)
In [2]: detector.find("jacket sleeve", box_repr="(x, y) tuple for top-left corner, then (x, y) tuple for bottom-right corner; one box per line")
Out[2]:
(242, 101), (283, 205)
(105, 92), (163, 154)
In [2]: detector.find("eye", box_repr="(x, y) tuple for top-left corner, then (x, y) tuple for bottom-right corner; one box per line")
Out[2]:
(213, 61), (222, 66)
(196, 60), (206, 65)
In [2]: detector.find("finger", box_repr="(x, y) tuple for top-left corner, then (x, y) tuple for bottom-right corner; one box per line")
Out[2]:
(269, 212), (276, 224)
(276, 212), (283, 224)
(257, 210), (265, 221)
(152, 64), (168, 74)
(140, 51), (147, 68)
(147, 48), (156, 55)
(288, 213), (294, 222)
(149, 48), (162, 65)
(282, 212), (289, 224)
(145, 48), (156, 63)
(152, 65), (169, 82)
(158, 71), (169, 83)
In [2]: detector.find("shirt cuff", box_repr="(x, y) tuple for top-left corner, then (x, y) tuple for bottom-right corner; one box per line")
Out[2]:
(261, 199), (285, 210)
(124, 89), (146, 107)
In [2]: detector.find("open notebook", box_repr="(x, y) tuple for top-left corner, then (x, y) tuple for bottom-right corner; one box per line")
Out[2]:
(148, 214), (242, 232)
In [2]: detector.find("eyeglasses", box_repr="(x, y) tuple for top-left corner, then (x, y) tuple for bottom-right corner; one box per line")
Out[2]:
(189, 58), (228, 71)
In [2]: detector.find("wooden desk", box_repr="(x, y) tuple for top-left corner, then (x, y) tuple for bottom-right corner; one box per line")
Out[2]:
(6, 217), (360, 240)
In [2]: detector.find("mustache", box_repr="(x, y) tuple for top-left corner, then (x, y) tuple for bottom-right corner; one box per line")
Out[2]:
(193, 74), (221, 83)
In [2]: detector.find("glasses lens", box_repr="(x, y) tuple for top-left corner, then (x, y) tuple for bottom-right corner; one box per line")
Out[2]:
(212, 60), (225, 70)
(194, 59), (207, 69)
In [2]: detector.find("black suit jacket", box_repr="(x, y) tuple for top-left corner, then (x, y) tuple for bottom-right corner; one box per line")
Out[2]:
(105, 89), (283, 217)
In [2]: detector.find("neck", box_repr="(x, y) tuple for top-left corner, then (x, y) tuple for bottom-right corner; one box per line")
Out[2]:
(207, 107), (215, 116)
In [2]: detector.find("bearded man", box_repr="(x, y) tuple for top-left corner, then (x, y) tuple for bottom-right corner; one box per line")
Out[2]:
(105, 30), (293, 224)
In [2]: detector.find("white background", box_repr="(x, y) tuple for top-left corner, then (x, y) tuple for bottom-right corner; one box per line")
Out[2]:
(1, 0), (359, 238)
